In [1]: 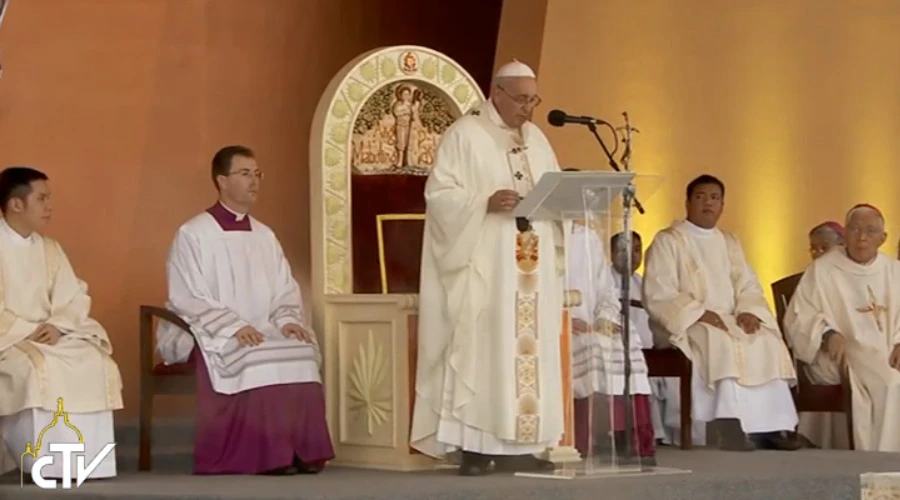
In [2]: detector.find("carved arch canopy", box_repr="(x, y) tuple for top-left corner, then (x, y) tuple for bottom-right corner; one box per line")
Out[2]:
(309, 46), (485, 319)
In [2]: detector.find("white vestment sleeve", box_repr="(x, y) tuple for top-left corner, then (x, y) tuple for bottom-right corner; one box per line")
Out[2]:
(0, 308), (40, 352)
(642, 231), (706, 337)
(783, 264), (833, 364)
(423, 126), (489, 274)
(267, 238), (313, 335)
(43, 240), (113, 354)
(166, 229), (250, 340)
(726, 234), (777, 327)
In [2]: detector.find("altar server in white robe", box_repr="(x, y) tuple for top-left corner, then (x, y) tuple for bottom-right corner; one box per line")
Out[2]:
(567, 221), (656, 463)
(411, 60), (566, 476)
(609, 230), (675, 446)
(0, 167), (122, 480)
(158, 146), (334, 475)
(643, 174), (800, 451)
(784, 204), (900, 452)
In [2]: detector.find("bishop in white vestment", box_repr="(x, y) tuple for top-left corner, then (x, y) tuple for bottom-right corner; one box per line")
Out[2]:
(643, 175), (799, 451)
(157, 146), (334, 475)
(410, 61), (565, 476)
(0, 167), (122, 481)
(785, 204), (900, 452)
(567, 223), (655, 462)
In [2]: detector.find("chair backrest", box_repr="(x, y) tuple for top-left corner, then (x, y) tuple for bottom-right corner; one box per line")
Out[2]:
(771, 272), (803, 332)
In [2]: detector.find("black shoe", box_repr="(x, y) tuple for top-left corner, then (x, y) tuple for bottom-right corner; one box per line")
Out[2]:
(493, 454), (556, 473)
(458, 452), (492, 476)
(709, 419), (755, 451)
(752, 431), (801, 451)
(261, 465), (299, 475)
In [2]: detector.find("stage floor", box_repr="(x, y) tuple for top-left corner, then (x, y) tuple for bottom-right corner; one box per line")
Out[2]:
(2, 447), (898, 500)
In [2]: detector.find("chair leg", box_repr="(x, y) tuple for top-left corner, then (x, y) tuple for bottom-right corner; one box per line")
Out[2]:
(679, 370), (693, 450)
(138, 386), (153, 471)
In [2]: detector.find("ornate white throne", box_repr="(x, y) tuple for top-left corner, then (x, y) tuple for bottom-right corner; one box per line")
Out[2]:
(308, 45), (484, 470)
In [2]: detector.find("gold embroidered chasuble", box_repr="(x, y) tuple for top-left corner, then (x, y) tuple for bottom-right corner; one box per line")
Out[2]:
(643, 220), (795, 389)
(0, 221), (122, 419)
(410, 100), (567, 457)
(784, 249), (900, 451)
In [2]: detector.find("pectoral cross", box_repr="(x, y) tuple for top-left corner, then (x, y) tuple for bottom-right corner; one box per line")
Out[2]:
(856, 285), (886, 333)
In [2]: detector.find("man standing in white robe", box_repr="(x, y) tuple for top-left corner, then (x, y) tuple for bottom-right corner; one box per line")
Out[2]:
(0, 167), (122, 482)
(643, 174), (800, 451)
(158, 145), (334, 475)
(784, 204), (900, 451)
(410, 60), (565, 476)
(567, 222), (655, 463)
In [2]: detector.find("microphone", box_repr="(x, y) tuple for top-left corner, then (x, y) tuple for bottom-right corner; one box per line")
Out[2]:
(547, 109), (609, 127)
(549, 109), (646, 215)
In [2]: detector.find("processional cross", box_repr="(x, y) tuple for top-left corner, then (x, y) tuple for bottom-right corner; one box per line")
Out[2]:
(856, 285), (887, 333)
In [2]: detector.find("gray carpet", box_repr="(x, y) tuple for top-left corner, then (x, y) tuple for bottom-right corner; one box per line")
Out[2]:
(3, 447), (899, 500)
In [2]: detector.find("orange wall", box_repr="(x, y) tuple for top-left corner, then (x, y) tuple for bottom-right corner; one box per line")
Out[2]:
(0, 0), (502, 419)
(502, 0), (900, 301)
(0, 0), (375, 417)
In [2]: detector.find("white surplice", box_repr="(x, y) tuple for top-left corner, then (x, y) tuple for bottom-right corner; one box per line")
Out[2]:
(157, 206), (321, 395)
(643, 220), (798, 435)
(410, 100), (566, 458)
(784, 248), (900, 451)
(567, 224), (650, 399)
(0, 219), (121, 478)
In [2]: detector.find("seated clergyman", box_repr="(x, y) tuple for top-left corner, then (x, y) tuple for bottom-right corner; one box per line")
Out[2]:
(0, 167), (123, 481)
(808, 221), (844, 260)
(785, 204), (900, 452)
(157, 146), (334, 475)
(643, 174), (800, 451)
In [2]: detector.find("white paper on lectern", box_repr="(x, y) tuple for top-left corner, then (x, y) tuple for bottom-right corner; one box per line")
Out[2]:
(513, 170), (635, 221)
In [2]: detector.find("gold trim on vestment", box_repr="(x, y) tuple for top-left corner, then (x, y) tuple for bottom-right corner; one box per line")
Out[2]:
(508, 143), (542, 443)
(376, 213), (426, 294)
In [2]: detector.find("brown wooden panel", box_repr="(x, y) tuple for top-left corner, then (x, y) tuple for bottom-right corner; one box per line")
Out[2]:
(351, 174), (427, 293)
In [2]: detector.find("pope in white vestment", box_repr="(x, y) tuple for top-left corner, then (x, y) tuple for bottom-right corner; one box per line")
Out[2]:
(410, 61), (565, 476)
(567, 223), (655, 461)
(785, 204), (900, 452)
(643, 174), (799, 451)
(0, 167), (122, 481)
(157, 146), (334, 475)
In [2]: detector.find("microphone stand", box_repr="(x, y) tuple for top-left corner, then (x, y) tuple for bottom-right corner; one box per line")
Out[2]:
(617, 112), (637, 465)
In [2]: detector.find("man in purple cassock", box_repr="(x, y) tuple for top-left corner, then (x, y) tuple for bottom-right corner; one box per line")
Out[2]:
(157, 145), (335, 475)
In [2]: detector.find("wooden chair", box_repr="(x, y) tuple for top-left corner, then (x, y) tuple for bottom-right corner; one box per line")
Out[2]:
(771, 273), (855, 450)
(643, 346), (694, 450)
(138, 305), (196, 471)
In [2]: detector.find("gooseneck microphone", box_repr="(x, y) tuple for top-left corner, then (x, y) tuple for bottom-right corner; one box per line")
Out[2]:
(547, 109), (645, 214)
(547, 109), (610, 127)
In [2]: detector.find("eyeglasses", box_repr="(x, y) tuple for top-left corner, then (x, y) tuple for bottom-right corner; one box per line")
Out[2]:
(229, 169), (264, 180)
(846, 226), (882, 237)
(498, 86), (542, 108)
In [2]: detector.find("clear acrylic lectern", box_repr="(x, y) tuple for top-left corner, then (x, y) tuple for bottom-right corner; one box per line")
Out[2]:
(512, 170), (688, 480)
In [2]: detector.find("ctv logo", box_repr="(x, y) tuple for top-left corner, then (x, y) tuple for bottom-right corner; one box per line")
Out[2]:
(20, 398), (116, 489)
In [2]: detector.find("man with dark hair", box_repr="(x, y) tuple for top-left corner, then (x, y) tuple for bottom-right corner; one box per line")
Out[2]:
(0, 166), (123, 481)
(566, 215), (655, 464)
(157, 146), (334, 475)
(643, 174), (799, 451)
